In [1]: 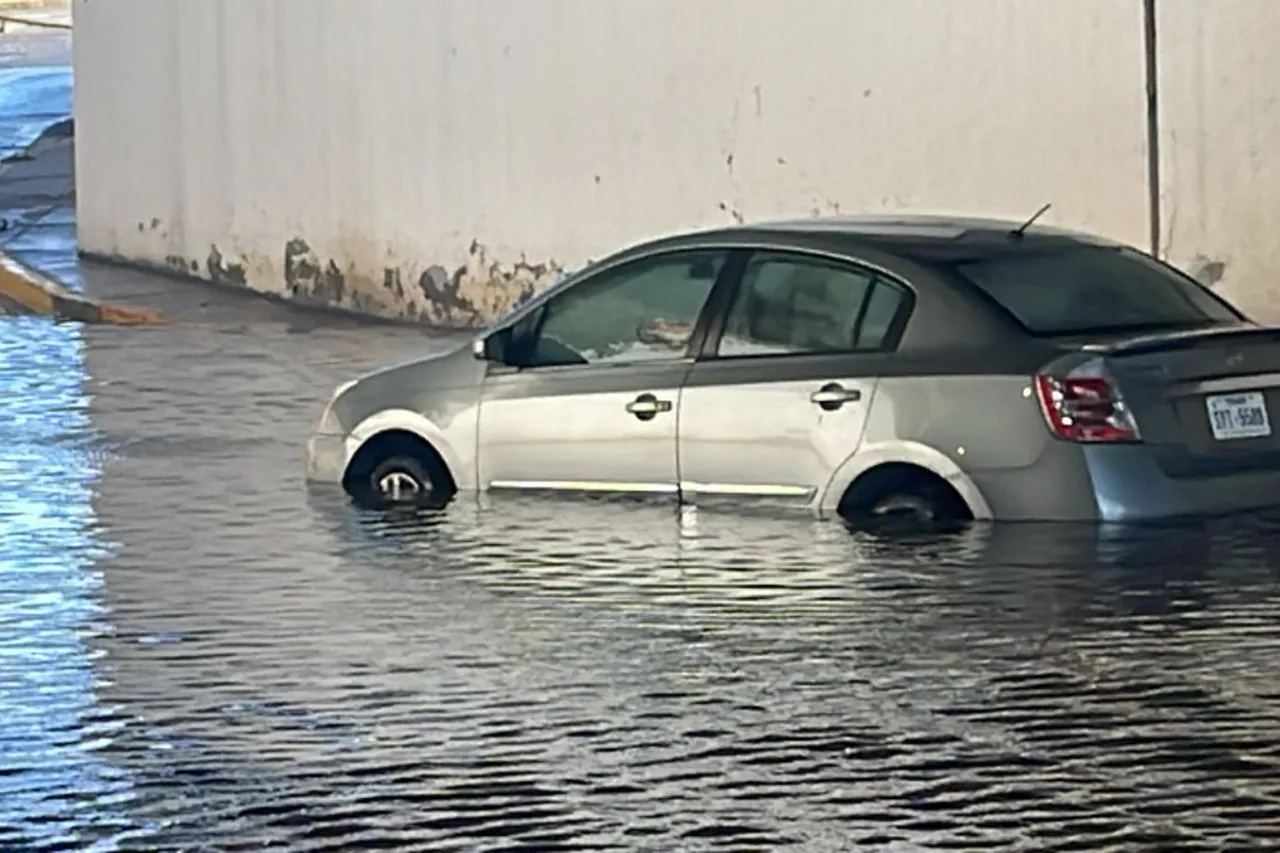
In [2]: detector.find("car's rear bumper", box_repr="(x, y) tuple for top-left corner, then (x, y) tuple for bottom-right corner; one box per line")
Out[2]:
(974, 441), (1280, 523)
(1082, 444), (1280, 522)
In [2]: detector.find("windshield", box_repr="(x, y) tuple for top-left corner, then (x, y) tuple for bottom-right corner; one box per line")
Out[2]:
(946, 246), (1242, 336)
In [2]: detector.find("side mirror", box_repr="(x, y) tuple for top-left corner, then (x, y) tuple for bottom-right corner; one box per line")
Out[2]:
(471, 327), (510, 363)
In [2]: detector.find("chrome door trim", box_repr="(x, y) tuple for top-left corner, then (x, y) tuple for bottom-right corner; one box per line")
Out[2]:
(488, 480), (679, 494)
(679, 481), (815, 499)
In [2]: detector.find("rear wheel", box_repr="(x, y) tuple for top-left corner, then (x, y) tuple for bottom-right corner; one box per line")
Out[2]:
(839, 465), (973, 532)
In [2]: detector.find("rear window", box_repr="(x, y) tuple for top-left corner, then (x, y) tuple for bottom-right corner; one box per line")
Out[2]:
(947, 246), (1241, 336)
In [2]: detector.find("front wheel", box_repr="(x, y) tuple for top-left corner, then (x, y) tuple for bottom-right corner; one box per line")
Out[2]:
(357, 455), (448, 510)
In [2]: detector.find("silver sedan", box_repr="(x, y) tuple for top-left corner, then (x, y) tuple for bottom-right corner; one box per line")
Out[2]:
(307, 215), (1280, 524)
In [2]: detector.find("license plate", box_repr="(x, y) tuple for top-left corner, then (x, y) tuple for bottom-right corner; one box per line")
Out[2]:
(1206, 391), (1272, 440)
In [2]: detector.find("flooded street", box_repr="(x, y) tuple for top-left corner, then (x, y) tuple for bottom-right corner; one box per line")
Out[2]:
(3, 284), (1280, 850)
(5, 18), (1280, 853)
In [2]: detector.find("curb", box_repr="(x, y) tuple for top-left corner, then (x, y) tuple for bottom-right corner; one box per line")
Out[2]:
(0, 14), (71, 31)
(0, 250), (166, 325)
(0, 120), (71, 169)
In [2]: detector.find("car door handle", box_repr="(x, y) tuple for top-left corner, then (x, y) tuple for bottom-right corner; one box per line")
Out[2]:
(810, 383), (861, 411)
(626, 393), (673, 421)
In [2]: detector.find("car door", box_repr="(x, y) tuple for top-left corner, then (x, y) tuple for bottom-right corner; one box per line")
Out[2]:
(677, 248), (913, 507)
(476, 247), (734, 499)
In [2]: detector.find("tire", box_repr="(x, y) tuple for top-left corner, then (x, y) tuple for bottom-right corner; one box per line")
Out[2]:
(844, 480), (970, 532)
(358, 454), (448, 510)
(868, 491), (943, 522)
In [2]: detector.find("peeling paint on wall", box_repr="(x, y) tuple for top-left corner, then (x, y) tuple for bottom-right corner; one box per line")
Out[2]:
(206, 244), (247, 286)
(132, 234), (567, 327)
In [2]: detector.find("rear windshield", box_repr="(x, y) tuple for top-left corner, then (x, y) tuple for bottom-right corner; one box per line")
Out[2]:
(946, 246), (1242, 336)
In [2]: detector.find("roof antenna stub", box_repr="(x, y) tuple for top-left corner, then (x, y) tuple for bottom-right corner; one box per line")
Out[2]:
(1011, 203), (1052, 239)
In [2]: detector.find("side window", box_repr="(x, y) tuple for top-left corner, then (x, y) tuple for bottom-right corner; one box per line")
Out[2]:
(521, 250), (726, 368)
(856, 278), (905, 349)
(717, 252), (907, 357)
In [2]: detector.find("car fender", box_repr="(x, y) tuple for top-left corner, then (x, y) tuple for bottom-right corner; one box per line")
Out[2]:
(818, 440), (994, 520)
(346, 408), (467, 486)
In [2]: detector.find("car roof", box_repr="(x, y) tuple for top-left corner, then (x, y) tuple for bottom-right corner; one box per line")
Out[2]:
(681, 213), (1124, 264)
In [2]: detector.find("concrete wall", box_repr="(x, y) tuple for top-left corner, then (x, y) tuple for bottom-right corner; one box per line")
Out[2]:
(1157, 0), (1280, 319)
(71, 0), (1274, 326)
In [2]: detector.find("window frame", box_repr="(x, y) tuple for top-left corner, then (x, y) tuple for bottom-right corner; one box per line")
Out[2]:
(695, 247), (917, 362)
(500, 246), (746, 372)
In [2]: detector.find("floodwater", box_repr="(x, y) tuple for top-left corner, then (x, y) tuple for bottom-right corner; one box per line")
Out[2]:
(3, 273), (1280, 852)
(6, 22), (1280, 853)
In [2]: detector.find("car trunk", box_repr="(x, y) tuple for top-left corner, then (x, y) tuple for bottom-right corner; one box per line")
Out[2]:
(1091, 325), (1280, 478)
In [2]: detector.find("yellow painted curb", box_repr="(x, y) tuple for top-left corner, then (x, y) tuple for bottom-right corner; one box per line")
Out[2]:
(0, 250), (166, 325)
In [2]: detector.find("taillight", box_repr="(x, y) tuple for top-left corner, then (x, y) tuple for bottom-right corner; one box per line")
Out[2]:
(1035, 366), (1141, 443)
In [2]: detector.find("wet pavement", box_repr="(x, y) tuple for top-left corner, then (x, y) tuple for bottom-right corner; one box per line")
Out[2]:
(7, 23), (1280, 853)
(0, 14), (73, 307)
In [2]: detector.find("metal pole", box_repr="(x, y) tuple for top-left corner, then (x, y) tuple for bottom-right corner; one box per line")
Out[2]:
(1143, 0), (1162, 257)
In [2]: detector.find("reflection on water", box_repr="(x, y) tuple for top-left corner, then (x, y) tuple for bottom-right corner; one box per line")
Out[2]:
(0, 317), (140, 850)
(0, 65), (70, 155)
(2, 297), (1280, 850)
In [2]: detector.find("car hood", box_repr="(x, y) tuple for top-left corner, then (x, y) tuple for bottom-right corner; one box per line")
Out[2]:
(328, 341), (487, 433)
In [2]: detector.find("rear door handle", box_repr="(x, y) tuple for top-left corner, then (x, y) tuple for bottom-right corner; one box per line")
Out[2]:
(810, 383), (861, 411)
(626, 392), (673, 421)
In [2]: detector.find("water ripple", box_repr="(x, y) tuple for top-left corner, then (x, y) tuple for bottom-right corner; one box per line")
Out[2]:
(2, 295), (1280, 850)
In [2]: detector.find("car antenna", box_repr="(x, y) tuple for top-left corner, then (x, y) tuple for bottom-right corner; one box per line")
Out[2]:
(1011, 202), (1052, 239)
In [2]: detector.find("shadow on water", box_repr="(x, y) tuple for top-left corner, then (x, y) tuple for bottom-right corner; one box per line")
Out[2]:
(3, 288), (1280, 848)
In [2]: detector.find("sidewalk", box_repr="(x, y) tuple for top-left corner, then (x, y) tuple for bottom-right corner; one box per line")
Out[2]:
(0, 28), (168, 324)
(0, 39), (74, 315)
(0, 116), (74, 278)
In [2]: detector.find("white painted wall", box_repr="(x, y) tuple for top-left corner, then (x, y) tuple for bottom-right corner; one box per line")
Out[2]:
(1157, 0), (1280, 320)
(74, 0), (1160, 326)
